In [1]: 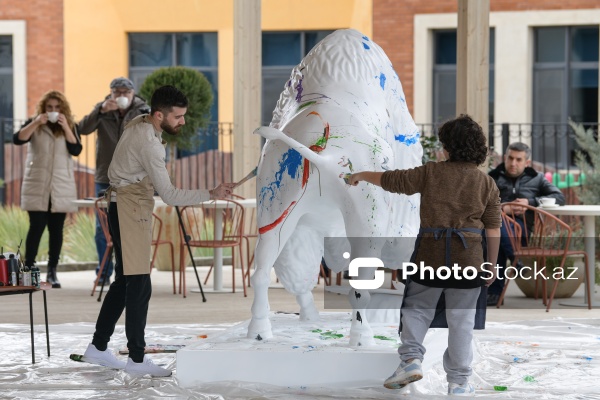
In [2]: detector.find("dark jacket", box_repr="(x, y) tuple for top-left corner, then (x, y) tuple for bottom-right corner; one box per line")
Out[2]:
(488, 163), (565, 206)
(77, 95), (150, 184)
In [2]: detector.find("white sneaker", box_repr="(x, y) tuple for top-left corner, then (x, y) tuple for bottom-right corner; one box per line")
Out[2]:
(448, 382), (475, 396)
(383, 359), (423, 389)
(125, 356), (172, 377)
(82, 343), (126, 369)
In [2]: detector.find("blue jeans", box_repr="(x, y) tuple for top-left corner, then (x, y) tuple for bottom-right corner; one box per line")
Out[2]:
(95, 182), (114, 279)
(488, 217), (526, 295)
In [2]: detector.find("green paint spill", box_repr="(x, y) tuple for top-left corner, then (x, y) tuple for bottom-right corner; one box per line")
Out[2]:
(320, 330), (344, 339)
(494, 386), (508, 391)
(311, 329), (322, 333)
(524, 376), (535, 382)
(373, 335), (395, 341)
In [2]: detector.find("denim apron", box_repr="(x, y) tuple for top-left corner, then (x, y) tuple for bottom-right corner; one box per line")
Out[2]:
(399, 227), (488, 331)
(106, 176), (155, 275)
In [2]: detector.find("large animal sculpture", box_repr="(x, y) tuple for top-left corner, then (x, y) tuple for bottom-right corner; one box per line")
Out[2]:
(248, 29), (422, 346)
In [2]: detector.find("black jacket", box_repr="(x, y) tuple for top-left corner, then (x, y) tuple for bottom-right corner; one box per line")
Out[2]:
(489, 163), (565, 207)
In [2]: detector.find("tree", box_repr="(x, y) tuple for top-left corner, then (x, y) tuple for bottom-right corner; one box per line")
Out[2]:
(139, 67), (214, 174)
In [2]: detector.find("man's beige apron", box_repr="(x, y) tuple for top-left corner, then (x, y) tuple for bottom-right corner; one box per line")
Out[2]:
(107, 176), (155, 275)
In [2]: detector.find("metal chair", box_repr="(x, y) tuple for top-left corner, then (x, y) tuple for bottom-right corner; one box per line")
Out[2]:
(178, 199), (247, 298)
(498, 202), (592, 311)
(91, 198), (112, 297)
(150, 212), (177, 294)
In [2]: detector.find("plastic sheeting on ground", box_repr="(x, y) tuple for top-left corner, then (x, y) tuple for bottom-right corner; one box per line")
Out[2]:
(0, 316), (599, 399)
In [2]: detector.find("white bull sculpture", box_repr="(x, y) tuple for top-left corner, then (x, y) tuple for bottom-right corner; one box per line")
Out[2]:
(248, 29), (422, 346)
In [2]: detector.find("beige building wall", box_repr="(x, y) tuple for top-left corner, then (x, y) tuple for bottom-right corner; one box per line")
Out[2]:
(63, 0), (372, 168)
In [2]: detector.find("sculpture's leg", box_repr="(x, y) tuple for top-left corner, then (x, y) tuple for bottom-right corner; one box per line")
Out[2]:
(297, 291), (320, 321)
(348, 285), (375, 347)
(247, 238), (276, 340)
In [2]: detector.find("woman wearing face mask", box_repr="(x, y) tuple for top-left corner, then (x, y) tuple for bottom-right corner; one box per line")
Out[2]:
(13, 90), (82, 288)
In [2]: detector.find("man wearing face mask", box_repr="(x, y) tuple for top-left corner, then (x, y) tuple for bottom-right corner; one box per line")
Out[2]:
(78, 77), (150, 285)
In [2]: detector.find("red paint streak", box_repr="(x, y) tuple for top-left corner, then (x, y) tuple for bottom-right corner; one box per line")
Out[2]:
(258, 201), (297, 234)
(302, 159), (310, 188)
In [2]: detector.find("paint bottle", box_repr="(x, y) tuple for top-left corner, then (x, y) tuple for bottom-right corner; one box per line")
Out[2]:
(31, 264), (40, 289)
(23, 266), (31, 287)
(8, 254), (19, 286)
(0, 253), (8, 286)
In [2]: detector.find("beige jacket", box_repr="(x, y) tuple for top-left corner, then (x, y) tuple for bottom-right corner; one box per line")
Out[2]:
(19, 125), (79, 213)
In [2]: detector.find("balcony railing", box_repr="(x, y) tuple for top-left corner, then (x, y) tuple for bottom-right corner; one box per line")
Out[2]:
(1, 119), (598, 206)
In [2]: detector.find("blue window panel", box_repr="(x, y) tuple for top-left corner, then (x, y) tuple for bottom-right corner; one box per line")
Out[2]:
(535, 27), (566, 63)
(262, 33), (301, 66)
(177, 33), (218, 67)
(129, 33), (173, 67)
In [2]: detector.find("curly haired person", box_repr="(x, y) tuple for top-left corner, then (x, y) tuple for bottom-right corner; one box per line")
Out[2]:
(349, 114), (501, 395)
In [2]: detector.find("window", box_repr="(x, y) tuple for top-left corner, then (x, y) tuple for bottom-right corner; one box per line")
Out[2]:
(129, 33), (218, 152)
(0, 35), (13, 119)
(533, 26), (599, 167)
(262, 31), (333, 125)
(432, 29), (495, 124)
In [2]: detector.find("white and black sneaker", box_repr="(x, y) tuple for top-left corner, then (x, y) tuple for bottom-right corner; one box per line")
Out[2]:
(82, 343), (126, 369)
(125, 356), (172, 377)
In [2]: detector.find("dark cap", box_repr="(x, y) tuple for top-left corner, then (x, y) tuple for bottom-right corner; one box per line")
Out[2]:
(110, 77), (135, 91)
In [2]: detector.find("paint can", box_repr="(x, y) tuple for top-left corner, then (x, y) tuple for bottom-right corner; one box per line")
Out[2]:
(0, 254), (8, 285)
(7, 254), (19, 286)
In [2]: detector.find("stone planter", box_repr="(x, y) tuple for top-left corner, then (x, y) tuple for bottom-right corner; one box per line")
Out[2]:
(514, 256), (584, 299)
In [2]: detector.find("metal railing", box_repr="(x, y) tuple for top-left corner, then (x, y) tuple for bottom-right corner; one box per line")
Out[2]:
(0, 118), (233, 206)
(1, 119), (598, 206)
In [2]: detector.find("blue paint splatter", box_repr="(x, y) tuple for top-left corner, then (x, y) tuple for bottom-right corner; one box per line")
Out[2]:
(362, 35), (370, 41)
(395, 133), (419, 146)
(292, 346), (299, 349)
(295, 77), (304, 103)
(259, 149), (303, 204)
(363, 42), (370, 50)
(379, 73), (386, 90)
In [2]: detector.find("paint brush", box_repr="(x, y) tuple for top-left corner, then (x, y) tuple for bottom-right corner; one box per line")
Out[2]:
(233, 167), (258, 188)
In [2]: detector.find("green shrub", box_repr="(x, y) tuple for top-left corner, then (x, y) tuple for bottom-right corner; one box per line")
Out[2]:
(63, 212), (97, 262)
(139, 66), (214, 151)
(0, 205), (45, 258)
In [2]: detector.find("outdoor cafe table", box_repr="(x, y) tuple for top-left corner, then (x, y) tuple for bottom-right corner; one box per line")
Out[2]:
(542, 204), (600, 308)
(72, 197), (257, 293)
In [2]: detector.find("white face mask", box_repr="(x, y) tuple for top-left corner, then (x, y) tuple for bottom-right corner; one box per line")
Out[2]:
(116, 96), (130, 109)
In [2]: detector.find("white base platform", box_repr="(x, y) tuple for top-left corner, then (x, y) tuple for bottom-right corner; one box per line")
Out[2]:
(324, 285), (404, 324)
(176, 312), (402, 388)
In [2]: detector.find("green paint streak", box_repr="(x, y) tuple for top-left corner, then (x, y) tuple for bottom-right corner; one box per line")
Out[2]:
(298, 101), (317, 111)
(311, 329), (322, 333)
(493, 386), (508, 391)
(524, 376), (535, 382)
(373, 335), (395, 341)
(319, 330), (344, 339)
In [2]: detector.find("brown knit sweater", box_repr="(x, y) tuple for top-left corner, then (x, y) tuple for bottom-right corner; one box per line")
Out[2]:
(381, 161), (501, 288)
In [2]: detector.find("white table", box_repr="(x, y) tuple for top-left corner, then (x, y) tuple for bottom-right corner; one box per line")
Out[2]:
(189, 198), (257, 293)
(73, 197), (257, 293)
(542, 205), (600, 308)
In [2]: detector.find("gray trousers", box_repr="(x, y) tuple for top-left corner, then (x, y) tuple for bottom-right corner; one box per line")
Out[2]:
(399, 281), (480, 385)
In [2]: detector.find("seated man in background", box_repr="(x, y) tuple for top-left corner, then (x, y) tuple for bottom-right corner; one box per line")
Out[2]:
(487, 142), (565, 306)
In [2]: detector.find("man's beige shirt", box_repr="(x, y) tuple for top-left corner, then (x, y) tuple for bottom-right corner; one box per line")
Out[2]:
(108, 114), (210, 205)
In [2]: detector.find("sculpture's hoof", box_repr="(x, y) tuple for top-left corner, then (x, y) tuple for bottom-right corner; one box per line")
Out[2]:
(349, 330), (376, 347)
(299, 305), (320, 321)
(247, 318), (274, 341)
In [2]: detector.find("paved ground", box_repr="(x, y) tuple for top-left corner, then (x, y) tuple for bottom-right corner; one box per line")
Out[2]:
(3, 265), (597, 326)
